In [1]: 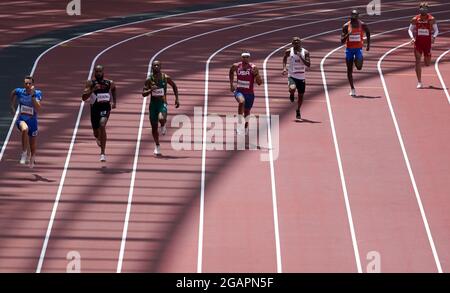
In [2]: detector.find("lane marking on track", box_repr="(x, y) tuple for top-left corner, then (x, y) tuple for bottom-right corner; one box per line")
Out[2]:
(34, 0), (301, 273)
(261, 7), (450, 274)
(199, 1), (429, 273)
(115, 0), (361, 273)
(377, 26), (450, 273)
(0, 0), (292, 162)
(435, 49), (450, 104)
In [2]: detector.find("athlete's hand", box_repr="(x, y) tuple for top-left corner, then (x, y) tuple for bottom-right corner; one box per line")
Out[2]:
(432, 36), (435, 44)
(111, 101), (116, 109)
(175, 99), (180, 108)
(10, 106), (16, 116)
(410, 38), (416, 45)
(282, 68), (287, 76)
(230, 84), (236, 92)
(366, 45), (370, 52)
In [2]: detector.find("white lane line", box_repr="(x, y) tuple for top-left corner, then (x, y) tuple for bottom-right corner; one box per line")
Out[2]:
(435, 49), (450, 104)
(0, 0), (291, 162)
(114, 0), (359, 273)
(377, 27), (450, 273)
(35, 0), (296, 273)
(199, 2), (440, 274)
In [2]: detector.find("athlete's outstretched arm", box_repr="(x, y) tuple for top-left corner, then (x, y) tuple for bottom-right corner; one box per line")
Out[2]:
(10, 89), (17, 115)
(81, 80), (93, 101)
(341, 24), (349, 44)
(110, 80), (117, 109)
(363, 23), (371, 51)
(229, 64), (237, 92)
(282, 49), (290, 75)
(167, 76), (180, 108)
(253, 66), (263, 86)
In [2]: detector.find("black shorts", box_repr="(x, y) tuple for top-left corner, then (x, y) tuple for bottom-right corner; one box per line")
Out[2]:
(288, 77), (306, 94)
(90, 102), (111, 129)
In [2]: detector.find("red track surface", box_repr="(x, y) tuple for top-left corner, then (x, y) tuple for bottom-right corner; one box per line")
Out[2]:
(0, 0), (449, 272)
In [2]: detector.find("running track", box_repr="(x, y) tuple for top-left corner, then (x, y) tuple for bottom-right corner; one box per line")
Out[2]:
(0, 0), (449, 272)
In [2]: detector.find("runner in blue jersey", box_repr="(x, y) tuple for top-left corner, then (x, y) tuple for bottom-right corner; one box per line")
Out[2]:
(10, 76), (43, 168)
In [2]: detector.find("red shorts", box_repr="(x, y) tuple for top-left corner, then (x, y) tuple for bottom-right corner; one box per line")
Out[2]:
(415, 38), (432, 57)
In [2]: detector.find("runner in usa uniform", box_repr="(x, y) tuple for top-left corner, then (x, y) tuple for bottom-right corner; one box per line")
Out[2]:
(408, 2), (439, 89)
(229, 51), (263, 134)
(142, 60), (179, 156)
(10, 76), (42, 168)
(341, 9), (370, 97)
(81, 65), (117, 162)
(283, 37), (311, 121)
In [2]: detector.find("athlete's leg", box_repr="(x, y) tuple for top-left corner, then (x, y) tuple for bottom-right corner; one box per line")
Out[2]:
(18, 121), (29, 153)
(415, 48), (423, 83)
(354, 56), (363, 70)
(346, 59), (355, 89)
(151, 118), (159, 146)
(288, 77), (296, 102)
(99, 117), (108, 155)
(29, 136), (37, 167)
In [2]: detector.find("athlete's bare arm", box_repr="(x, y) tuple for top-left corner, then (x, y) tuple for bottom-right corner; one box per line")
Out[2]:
(252, 66), (263, 86)
(142, 78), (154, 97)
(282, 49), (290, 75)
(10, 89), (17, 115)
(362, 22), (371, 51)
(166, 75), (180, 108)
(82, 80), (93, 101)
(229, 64), (237, 92)
(341, 24), (350, 44)
(110, 80), (117, 109)
(30, 86), (42, 111)
(301, 50), (311, 67)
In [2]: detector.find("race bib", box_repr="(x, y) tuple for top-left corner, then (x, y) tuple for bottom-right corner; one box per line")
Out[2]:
(152, 88), (165, 96)
(237, 80), (250, 89)
(96, 93), (111, 102)
(349, 34), (361, 42)
(20, 105), (34, 115)
(418, 28), (429, 36)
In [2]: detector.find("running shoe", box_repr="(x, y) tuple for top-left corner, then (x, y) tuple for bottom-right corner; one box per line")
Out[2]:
(417, 82), (423, 89)
(100, 154), (106, 162)
(349, 88), (356, 96)
(296, 109), (302, 121)
(19, 151), (27, 165)
(153, 145), (161, 156)
(160, 125), (167, 136)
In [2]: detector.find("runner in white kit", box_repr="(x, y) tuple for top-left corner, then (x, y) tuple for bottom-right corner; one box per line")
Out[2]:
(283, 37), (310, 121)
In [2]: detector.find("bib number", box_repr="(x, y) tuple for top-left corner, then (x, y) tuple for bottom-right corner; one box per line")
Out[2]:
(20, 105), (34, 115)
(418, 29), (429, 36)
(349, 34), (361, 42)
(152, 88), (165, 96)
(96, 93), (111, 102)
(237, 80), (250, 89)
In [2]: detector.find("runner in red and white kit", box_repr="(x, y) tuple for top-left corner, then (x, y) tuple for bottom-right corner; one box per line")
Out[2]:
(408, 2), (439, 89)
(229, 51), (263, 135)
